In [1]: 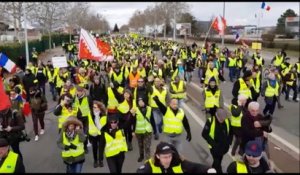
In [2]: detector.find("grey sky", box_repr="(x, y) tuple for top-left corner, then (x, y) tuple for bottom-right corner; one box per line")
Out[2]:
(90, 2), (299, 28)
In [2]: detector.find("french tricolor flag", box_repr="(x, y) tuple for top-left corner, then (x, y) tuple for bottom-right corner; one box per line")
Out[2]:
(0, 52), (17, 73)
(261, 2), (271, 11)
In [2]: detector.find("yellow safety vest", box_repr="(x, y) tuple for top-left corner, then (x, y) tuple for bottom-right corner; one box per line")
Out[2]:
(117, 100), (130, 114)
(236, 58), (243, 68)
(265, 81), (279, 97)
(77, 74), (89, 88)
(58, 106), (78, 129)
(163, 107), (184, 134)
(88, 114), (107, 136)
(112, 72), (124, 85)
(134, 106), (153, 134)
(56, 72), (69, 88)
(0, 151), (18, 173)
(60, 86), (76, 97)
(273, 55), (284, 67)
(181, 50), (187, 60)
(104, 130), (128, 157)
(74, 96), (90, 117)
(236, 161), (248, 173)
(148, 159), (183, 173)
(230, 104), (243, 127)
(204, 88), (220, 108)
(170, 81), (186, 99)
(296, 63), (300, 74)
(207, 116), (230, 148)
(228, 57), (236, 67)
(61, 133), (84, 158)
(47, 68), (59, 83)
(238, 78), (252, 99)
(250, 73), (261, 93)
(220, 53), (226, 62)
(204, 68), (219, 85)
(191, 51), (197, 59)
(138, 67), (146, 78)
(149, 86), (167, 108)
(107, 87), (121, 110)
(201, 48), (207, 54)
(254, 56), (263, 66)
(286, 73), (295, 86)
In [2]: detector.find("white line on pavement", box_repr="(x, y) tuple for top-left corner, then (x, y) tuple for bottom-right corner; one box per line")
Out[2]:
(189, 82), (300, 156)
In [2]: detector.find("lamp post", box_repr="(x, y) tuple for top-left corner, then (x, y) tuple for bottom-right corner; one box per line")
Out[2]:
(221, 2), (226, 46)
(23, 6), (29, 65)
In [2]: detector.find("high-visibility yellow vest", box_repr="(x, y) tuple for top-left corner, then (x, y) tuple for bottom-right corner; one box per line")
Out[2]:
(74, 96), (91, 117)
(220, 53), (226, 62)
(181, 50), (187, 60)
(112, 72), (124, 85)
(61, 133), (84, 158)
(0, 150), (18, 173)
(60, 86), (76, 97)
(77, 74), (89, 87)
(148, 159), (183, 173)
(238, 78), (252, 99)
(204, 88), (220, 108)
(56, 72), (69, 88)
(230, 104), (243, 127)
(254, 56), (263, 66)
(47, 68), (59, 83)
(236, 161), (248, 173)
(236, 58), (243, 68)
(104, 130), (128, 157)
(107, 87), (120, 110)
(204, 68), (219, 85)
(296, 63), (300, 74)
(201, 48), (207, 54)
(286, 73), (295, 86)
(265, 81), (279, 97)
(228, 57), (236, 67)
(32, 51), (38, 59)
(36, 67), (47, 77)
(28, 65), (37, 75)
(117, 100), (130, 114)
(152, 69), (163, 78)
(58, 106), (78, 129)
(207, 116), (230, 148)
(163, 107), (184, 134)
(134, 106), (152, 134)
(250, 72), (261, 93)
(88, 114), (107, 136)
(273, 55), (284, 67)
(191, 51), (197, 59)
(138, 67), (146, 78)
(149, 86), (167, 108)
(170, 81), (186, 99)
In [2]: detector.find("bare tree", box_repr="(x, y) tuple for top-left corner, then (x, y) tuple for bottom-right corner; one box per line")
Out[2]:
(29, 2), (68, 49)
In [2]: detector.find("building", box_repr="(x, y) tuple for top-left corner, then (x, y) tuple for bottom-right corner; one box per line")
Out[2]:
(285, 16), (299, 37)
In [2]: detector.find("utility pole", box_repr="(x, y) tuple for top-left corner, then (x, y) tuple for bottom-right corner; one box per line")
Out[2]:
(221, 2), (226, 46)
(173, 8), (176, 41)
(23, 5), (29, 66)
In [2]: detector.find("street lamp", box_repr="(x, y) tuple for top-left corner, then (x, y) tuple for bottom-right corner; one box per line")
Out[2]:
(23, 5), (29, 66)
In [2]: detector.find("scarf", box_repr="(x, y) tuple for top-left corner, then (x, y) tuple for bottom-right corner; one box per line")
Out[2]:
(66, 130), (75, 140)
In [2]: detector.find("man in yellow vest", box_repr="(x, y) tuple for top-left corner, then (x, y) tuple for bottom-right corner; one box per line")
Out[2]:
(203, 77), (224, 117)
(153, 97), (192, 152)
(137, 141), (215, 173)
(204, 61), (220, 87)
(31, 47), (38, 66)
(252, 52), (264, 69)
(294, 60), (300, 92)
(228, 52), (237, 82)
(261, 73), (280, 117)
(227, 140), (273, 173)
(128, 67), (140, 90)
(0, 138), (25, 173)
(284, 67), (298, 102)
(202, 108), (232, 173)
(46, 63), (58, 101)
(271, 51), (285, 70)
(74, 86), (92, 153)
(169, 76), (186, 108)
(232, 70), (254, 107)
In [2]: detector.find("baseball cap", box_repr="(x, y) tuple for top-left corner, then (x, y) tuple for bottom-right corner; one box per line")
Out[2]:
(0, 138), (9, 147)
(245, 140), (263, 157)
(155, 142), (175, 155)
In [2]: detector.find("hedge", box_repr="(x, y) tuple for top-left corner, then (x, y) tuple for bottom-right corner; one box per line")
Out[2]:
(0, 33), (73, 63)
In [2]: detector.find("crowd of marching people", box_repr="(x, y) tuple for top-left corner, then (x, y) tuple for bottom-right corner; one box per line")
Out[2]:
(0, 33), (299, 173)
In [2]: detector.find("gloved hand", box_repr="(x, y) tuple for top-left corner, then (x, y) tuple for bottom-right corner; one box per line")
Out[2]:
(64, 145), (70, 151)
(69, 143), (77, 150)
(186, 133), (192, 142)
(153, 96), (159, 101)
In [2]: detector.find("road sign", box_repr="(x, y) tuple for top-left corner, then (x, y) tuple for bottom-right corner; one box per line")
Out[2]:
(252, 42), (262, 50)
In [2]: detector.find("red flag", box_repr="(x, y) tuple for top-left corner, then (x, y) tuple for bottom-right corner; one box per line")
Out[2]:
(212, 16), (227, 35)
(0, 75), (11, 111)
(96, 38), (114, 62)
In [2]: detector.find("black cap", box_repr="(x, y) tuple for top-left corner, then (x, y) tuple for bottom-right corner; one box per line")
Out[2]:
(0, 138), (9, 147)
(155, 142), (175, 155)
(108, 114), (119, 122)
(243, 70), (252, 78)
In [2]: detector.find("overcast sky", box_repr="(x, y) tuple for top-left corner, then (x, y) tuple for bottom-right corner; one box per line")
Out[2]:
(90, 2), (299, 28)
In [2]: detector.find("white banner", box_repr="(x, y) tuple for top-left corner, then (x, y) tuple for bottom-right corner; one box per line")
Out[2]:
(52, 56), (68, 68)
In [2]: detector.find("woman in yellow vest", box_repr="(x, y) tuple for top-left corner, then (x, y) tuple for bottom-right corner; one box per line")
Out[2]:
(57, 117), (86, 173)
(99, 114), (131, 173)
(130, 97), (157, 162)
(88, 101), (107, 168)
(227, 140), (273, 173)
(137, 141), (214, 173)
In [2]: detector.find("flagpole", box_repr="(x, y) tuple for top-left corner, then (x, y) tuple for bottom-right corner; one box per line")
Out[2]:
(204, 19), (214, 44)
(23, 6), (29, 66)
(221, 2), (225, 47)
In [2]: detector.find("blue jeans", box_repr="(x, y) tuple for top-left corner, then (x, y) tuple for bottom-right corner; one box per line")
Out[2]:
(228, 67), (236, 81)
(49, 82), (57, 98)
(66, 162), (83, 173)
(153, 108), (163, 134)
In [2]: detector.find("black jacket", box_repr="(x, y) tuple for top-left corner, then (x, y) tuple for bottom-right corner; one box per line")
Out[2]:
(0, 150), (25, 173)
(89, 83), (107, 106)
(227, 157), (271, 173)
(22, 73), (37, 91)
(202, 116), (233, 156)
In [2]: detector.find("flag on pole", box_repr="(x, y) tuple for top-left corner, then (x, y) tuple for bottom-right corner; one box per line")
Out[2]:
(212, 15), (227, 35)
(78, 28), (114, 62)
(261, 2), (271, 11)
(0, 52), (17, 73)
